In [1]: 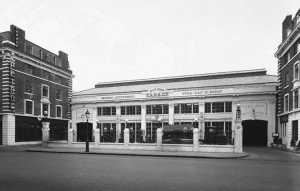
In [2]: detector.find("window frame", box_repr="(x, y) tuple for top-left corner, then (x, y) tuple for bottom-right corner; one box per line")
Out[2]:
(24, 99), (34, 115)
(294, 62), (299, 80)
(294, 90), (299, 109)
(42, 84), (49, 98)
(56, 105), (62, 118)
(284, 94), (289, 113)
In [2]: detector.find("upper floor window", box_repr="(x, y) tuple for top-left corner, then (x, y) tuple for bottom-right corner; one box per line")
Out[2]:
(42, 103), (49, 117)
(297, 14), (300, 24)
(297, 42), (300, 54)
(287, 51), (291, 62)
(294, 63), (299, 80)
(42, 85), (49, 98)
(25, 79), (33, 93)
(121, 106), (141, 115)
(56, 75), (63, 84)
(294, 90), (299, 109)
(205, 102), (232, 113)
(56, 89), (62, 100)
(284, 94), (289, 112)
(25, 99), (34, 115)
(56, 105), (62, 118)
(97, 107), (116, 116)
(41, 70), (50, 80)
(287, 27), (291, 37)
(174, 103), (199, 114)
(25, 64), (34, 75)
(25, 44), (33, 54)
(285, 71), (290, 87)
(146, 105), (169, 114)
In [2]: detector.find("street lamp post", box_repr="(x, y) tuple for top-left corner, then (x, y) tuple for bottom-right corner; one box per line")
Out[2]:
(85, 109), (90, 152)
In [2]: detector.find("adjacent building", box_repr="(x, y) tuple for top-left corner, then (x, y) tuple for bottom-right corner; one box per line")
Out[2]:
(275, 9), (300, 148)
(0, 25), (73, 145)
(72, 69), (276, 146)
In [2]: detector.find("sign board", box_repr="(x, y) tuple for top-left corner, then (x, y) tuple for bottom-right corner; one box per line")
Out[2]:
(272, 133), (279, 137)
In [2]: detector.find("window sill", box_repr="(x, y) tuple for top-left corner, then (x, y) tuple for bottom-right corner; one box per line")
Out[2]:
(284, 85), (289, 89)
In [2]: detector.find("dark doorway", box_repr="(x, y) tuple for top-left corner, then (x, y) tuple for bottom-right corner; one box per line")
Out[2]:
(242, 120), (268, 146)
(77, 122), (93, 142)
(0, 120), (2, 145)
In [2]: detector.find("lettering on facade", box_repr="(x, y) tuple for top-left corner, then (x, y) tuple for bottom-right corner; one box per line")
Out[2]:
(145, 88), (170, 97)
(100, 95), (135, 100)
(241, 102), (267, 115)
(182, 89), (223, 96)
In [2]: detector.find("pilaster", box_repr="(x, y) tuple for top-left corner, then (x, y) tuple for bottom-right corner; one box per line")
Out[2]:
(124, 128), (129, 149)
(193, 128), (199, 151)
(2, 114), (15, 146)
(42, 122), (50, 147)
(168, 103), (174, 124)
(156, 128), (162, 151)
(234, 119), (243, 153)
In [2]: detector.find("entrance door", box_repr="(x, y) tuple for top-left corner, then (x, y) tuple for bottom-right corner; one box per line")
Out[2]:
(242, 120), (268, 146)
(77, 122), (93, 142)
(0, 121), (2, 145)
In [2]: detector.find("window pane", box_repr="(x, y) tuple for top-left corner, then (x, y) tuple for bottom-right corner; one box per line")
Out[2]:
(212, 102), (224, 113)
(205, 103), (211, 113)
(225, 102), (232, 112)
(174, 104), (180, 114)
(25, 100), (33, 114)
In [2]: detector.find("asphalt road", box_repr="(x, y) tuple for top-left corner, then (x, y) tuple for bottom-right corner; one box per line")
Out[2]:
(0, 147), (299, 191)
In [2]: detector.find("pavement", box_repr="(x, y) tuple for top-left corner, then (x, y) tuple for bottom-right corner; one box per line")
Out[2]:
(0, 145), (249, 159)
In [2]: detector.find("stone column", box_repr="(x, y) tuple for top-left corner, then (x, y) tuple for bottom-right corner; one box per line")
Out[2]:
(141, 105), (146, 141)
(168, 104), (174, 125)
(199, 102), (205, 140)
(124, 128), (129, 149)
(42, 122), (50, 147)
(234, 119), (243, 153)
(156, 128), (162, 151)
(193, 128), (199, 152)
(68, 129), (73, 147)
(94, 129), (100, 148)
(268, 100), (276, 147)
(2, 114), (15, 146)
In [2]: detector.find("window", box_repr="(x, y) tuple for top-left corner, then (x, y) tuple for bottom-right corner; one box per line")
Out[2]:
(173, 103), (199, 114)
(287, 51), (291, 62)
(25, 100), (33, 115)
(42, 85), (49, 98)
(284, 94), (289, 112)
(56, 75), (63, 84)
(225, 102), (232, 112)
(40, 50), (43, 59)
(294, 90), (299, 109)
(205, 103), (211, 113)
(181, 104), (192, 113)
(120, 106), (141, 115)
(193, 103), (199, 113)
(297, 14), (300, 24)
(56, 89), (62, 100)
(297, 42), (300, 54)
(41, 70), (50, 80)
(25, 44), (33, 54)
(294, 63), (299, 80)
(25, 80), (33, 93)
(25, 64), (34, 75)
(212, 102), (224, 113)
(42, 103), (49, 117)
(174, 104), (180, 114)
(281, 123), (287, 137)
(56, 105), (62, 118)
(97, 107), (116, 116)
(285, 71), (290, 87)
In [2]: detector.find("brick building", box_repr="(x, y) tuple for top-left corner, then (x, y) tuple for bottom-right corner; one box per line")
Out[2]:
(275, 9), (300, 148)
(0, 25), (73, 145)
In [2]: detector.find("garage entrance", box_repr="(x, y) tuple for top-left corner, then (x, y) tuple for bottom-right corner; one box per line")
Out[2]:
(77, 122), (93, 142)
(242, 120), (268, 146)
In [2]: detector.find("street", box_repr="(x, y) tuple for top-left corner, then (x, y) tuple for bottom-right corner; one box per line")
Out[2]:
(0, 147), (299, 191)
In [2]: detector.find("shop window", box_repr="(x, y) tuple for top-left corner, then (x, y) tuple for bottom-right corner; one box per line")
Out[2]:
(42, 85), (49, 98)
(56, 105), (62, 118)
(25, 100), (33, 115)
(294, 63), (299, 80)
(25, 80), (33, 93)
(294, 90), (299, 109)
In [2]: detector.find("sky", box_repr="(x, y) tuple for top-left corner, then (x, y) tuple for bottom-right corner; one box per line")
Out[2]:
(1, 0), (300, 92)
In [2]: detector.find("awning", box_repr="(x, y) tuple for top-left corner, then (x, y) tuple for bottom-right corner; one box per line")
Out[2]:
(163, 124), (194, 132)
